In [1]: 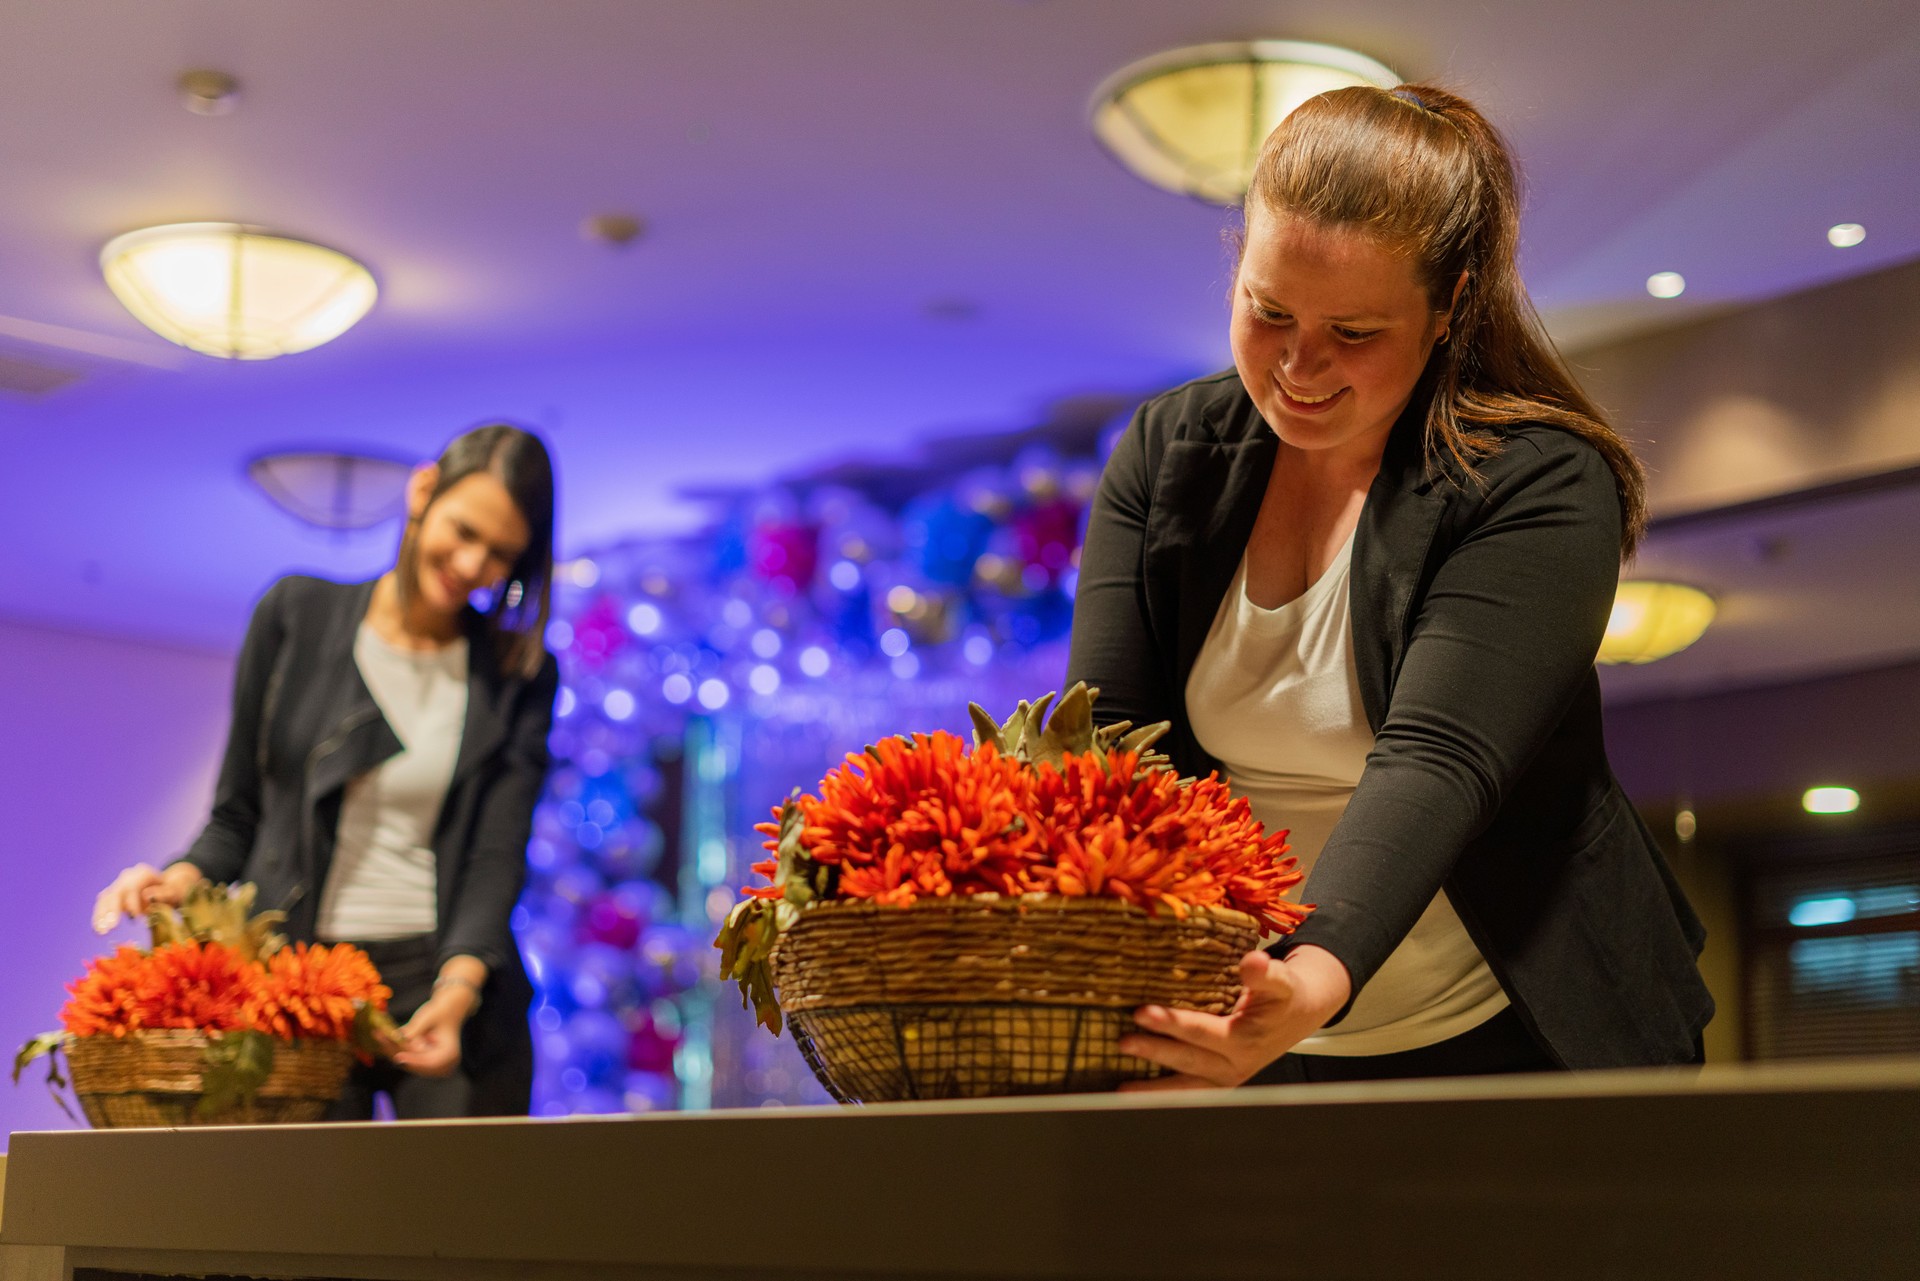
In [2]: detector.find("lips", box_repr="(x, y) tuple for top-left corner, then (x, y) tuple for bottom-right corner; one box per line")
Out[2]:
(1275, 380), (1348, 414)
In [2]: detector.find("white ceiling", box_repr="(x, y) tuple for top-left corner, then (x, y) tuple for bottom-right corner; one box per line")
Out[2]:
(0, 0), (1915, 656)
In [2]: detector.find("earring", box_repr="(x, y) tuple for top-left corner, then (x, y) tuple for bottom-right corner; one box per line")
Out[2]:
(1436, 329), (1451, 345)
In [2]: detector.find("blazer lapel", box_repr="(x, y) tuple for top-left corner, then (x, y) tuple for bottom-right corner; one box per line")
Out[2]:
(1350, 417), (1447, 735)
(301, 580), (402, 895)
(1145, 411), (1275, 775)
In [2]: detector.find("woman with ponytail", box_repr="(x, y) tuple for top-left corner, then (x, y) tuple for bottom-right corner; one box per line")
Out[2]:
(92, 424), (560, 1118)
(1069, 85), (1711, 1085)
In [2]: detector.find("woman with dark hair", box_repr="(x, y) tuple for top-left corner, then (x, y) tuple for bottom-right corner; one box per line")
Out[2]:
(93, 423), (560, 1118)
(1070, 85), (1712, 1086)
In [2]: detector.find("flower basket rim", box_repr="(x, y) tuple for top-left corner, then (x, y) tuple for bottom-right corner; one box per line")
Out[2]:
(786, 894), (1261, 929)
(63, 1028), (353, 1046)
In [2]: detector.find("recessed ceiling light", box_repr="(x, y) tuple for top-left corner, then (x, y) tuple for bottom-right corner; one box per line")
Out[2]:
(1646, 272), (1686, 299)
(178, 69), (239, 116)
(1827, 222), (1866, 248)
(1802, 786), (1860, 815)
(582, 213), (646, 248)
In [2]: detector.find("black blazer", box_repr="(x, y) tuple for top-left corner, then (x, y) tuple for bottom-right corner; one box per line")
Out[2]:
(180, 574), (559, 1068)
(1067, 371), (1713, 1069)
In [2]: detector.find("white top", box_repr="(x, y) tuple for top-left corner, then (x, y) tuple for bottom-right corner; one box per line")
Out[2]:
(1185, 531), (1508, 1056)
(314, 624), (469, 943)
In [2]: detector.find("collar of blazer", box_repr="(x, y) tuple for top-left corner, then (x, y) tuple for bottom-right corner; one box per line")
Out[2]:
(1151, 375), (1448, 743)
(303, 577), (516, 809)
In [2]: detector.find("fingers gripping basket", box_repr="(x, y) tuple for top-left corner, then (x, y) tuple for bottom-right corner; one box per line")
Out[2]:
(66, 1030), (354, 1127)
(771, 896), (1261, 1102)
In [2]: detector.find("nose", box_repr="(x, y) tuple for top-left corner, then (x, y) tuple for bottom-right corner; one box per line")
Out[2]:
(1280, 332), (1332, 383)
(450, 544), (489, 583)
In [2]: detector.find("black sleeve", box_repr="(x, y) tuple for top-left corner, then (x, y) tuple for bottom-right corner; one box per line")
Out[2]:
(1066, 406), (1171, 729)
(437, 653), (559, 976)
(1279, 436), (1622, 1007)
(179, 578), (291, 883)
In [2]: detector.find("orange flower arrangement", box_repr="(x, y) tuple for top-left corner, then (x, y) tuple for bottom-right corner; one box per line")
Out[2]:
(61, 941), (258, 1038)
(750, 734), (1306, 933)
(248, 942), (391, 1041)
(718, 684), (1312, 1032)
(15, 883), (396, 1119)
(52, 930), (389, 1044)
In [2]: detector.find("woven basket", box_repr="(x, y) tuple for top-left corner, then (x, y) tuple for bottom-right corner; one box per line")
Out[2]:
(66, 1030), (354, 1127)
(770, 895), (1261, 1102)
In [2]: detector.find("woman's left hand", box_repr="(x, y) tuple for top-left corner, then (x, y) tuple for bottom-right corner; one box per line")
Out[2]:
(394, 985), (476, 1078)
(1117, 945), (1352, 1091)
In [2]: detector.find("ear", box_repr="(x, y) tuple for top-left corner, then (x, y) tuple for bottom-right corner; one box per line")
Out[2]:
(405, 463), (440, 521)
(1434, 271), (1469, 343)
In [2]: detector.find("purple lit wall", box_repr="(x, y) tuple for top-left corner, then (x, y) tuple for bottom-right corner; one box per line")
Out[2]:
(0, 620), (231, 1145)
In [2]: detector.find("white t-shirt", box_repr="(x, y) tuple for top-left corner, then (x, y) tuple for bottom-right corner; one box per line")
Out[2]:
(314, 624), (469, 942)
(1185, 531), (1508, 1056)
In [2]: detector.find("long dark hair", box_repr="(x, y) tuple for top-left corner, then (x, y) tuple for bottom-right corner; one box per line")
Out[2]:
(397, 423), (556, 678)
(1246, 83), (1647, 555)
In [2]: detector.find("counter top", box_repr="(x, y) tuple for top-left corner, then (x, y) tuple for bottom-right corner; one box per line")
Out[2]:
(4, 1057), (1917, 1281)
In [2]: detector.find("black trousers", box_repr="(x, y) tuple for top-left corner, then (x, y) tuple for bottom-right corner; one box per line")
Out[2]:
(321, 935), (531, 1121)
(1250, 1006), (1559, 1085)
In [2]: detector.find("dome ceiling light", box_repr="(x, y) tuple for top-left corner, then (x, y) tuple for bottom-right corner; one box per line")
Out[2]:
(247, 449), (413, 530)
(1090, 40), (1401, 205)
(100, 223), (377, 359)
(1597, 580), (1716, 665)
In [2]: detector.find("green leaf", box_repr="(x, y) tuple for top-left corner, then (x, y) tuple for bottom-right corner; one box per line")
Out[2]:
(967, 703), (1005, 751)
(12, 1031), (62, 1085)
(352, 1002), (401, 1060)
(197, 1030), (276, 1119)
(12, 1032), (78, 1123)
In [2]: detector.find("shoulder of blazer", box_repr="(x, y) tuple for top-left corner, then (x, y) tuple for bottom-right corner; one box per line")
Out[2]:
(265, 573), (377, 632)
(1134, 369), (1264, 452)
(1428, 422), (1620, 528)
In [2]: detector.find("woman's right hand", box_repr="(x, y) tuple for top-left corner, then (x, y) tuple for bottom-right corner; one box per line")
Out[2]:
(92, 862), (205, 934)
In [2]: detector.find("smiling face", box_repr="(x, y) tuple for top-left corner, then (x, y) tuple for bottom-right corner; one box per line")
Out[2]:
(1230, 207), (1454, 466)
(403, 466), (532, 621)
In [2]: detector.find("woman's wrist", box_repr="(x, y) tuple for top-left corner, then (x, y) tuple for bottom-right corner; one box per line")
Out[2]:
(1279, 943), (1353, 1024)
(431, 974), (483, 1019)
(431, 955), (489, 1020)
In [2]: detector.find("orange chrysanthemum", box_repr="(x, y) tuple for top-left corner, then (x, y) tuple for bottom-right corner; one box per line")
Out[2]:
(746, 737), (1310, 934)
(247, 942), (390, 1041)
(771, 733), (1041, 906)
(60, 941), (260, 1038)
(1024, 751), (1309, 935)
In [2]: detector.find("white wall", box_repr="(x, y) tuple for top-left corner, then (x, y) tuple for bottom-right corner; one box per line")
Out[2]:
(0, 618), (232, 1144)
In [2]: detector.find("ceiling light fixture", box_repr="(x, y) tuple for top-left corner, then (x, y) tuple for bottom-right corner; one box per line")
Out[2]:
(1090, 40), (1401, 205)
(1802, 786), (1861, 816)
(1827, 223), (1866, 248)
(1597, 581), (1715, 664)
(178, 69), (240, 116)
(1646, 272), (1686, 299)
(247, 450), (413, 530)
(101, 223), (377, 359)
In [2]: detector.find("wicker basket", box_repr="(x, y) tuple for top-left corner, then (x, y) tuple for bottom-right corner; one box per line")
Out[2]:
(66, 1029), (354, 1127)
(770, 895), (1261, 1102)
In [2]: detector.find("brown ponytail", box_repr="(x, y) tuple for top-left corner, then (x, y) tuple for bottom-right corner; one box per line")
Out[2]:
(1247, 84), (1647, 555)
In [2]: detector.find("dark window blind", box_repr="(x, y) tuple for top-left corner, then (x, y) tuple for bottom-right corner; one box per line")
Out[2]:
(1744, 828), (1920, 1061)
